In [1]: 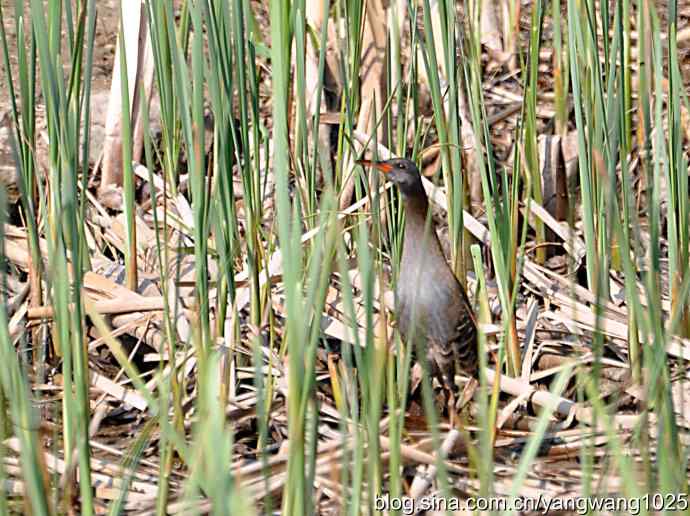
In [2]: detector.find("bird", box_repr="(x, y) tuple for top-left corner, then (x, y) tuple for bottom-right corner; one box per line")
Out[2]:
(357, 157), (479, 412)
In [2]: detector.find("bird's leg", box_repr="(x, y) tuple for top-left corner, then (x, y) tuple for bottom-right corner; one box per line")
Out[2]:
(445, 374), (461, 429)
(456, 377), (479, 411)
(448, 377), (478, 429)
(447, 387), (455, 427)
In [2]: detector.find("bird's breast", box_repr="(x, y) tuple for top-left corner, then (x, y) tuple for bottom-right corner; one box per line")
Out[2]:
(395, 235), (472, 345)
(395, 245), (441, 335)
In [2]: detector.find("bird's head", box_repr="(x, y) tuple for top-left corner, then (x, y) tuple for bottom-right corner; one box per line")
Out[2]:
(356, 158), (424, 197)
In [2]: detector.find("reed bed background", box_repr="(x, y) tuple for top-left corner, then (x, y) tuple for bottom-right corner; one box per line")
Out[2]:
(1, 0), (690, 514)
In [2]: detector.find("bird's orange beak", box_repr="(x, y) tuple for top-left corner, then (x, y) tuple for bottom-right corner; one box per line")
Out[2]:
(356, 159), (393, 173)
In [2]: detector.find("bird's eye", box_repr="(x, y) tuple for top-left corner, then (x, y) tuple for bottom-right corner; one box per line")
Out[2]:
(397, 162), (405, 169)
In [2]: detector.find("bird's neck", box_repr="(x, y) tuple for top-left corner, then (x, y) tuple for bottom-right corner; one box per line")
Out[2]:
(402, 192), (431, 234)
(401, 191), (447, 265)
